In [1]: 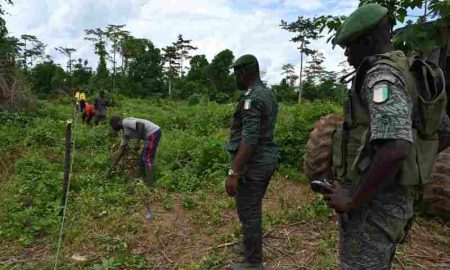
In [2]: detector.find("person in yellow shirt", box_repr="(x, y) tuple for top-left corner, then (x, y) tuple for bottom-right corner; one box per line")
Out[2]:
(75, 91), (87, 112)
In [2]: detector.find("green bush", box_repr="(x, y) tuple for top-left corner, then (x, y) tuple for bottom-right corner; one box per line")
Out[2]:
(0, 155), (62, 243)
(188, 94), (201, 106)
(276, 100), (341, 170)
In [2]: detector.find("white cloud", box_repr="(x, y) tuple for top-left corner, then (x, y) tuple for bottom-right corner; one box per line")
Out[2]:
(3, 0), (359, 85)
(287, 0), (323, 10)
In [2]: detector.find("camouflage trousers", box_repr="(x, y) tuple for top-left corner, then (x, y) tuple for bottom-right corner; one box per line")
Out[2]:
(339, 186), (414, 270)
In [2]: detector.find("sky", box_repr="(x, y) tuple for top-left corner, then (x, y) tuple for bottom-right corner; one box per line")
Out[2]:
(2, 0), (418, 85)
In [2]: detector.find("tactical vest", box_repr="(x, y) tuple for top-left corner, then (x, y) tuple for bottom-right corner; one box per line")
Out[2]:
(332, 51), (447, 186)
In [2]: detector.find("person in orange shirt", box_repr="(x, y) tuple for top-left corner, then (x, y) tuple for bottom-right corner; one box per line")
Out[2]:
(80, 100), (95, 125)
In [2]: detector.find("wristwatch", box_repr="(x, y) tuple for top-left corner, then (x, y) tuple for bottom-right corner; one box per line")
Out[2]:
(228, 168), (239, 177)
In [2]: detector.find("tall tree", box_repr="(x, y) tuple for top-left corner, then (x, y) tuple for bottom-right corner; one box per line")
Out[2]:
(304, 51), (327, 83)
(1, 36), (20, 63)
(280, 17), (323, 103)
(29, 60), (66, 95)
(20, 34), (46, 70)
(120, 34), (146, 75)
(174, 34), (198, 77)
(72, 58), (92, 88)
(85, 28), (109, 89)
(162, 45), (181, 96)
(106, 24), (129, 91)
(187, 54), (209, 82)
(281, 63), (299, 87)
(0, 5), (20, 66)
(120, 38), (164, 97)
(55, 47), (76, 73)
(336, 60), (353, 83)
(206, 49), (235, 92)
(0, 1), (13, 40)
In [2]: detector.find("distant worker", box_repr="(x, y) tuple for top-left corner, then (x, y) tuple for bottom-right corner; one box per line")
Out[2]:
(225, 54), (279, 270)
(79, 100), (95, 125)
(75, 91), (86, 112)
(93, 90), (111, 125)
(110, 116), (162, 186)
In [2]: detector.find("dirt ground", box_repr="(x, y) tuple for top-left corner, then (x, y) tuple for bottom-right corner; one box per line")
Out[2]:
(1, 177), (449, 269)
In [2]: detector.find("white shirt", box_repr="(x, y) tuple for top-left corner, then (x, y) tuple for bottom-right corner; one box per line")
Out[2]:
(121, 117), (160, 146)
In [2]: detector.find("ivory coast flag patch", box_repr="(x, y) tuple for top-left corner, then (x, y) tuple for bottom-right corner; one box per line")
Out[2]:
(373, 84), (389, 104)
(244, 99), (252, 110)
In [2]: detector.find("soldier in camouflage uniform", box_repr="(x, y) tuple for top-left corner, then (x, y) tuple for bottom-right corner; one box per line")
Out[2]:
(225, 55), (278, 270)
(319, 3), (446, 269)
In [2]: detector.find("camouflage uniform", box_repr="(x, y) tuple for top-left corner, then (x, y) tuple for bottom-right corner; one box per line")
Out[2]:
(339, 64), (415, 270)
(333, 3), (447, 269)
(225, 80), (278, 264)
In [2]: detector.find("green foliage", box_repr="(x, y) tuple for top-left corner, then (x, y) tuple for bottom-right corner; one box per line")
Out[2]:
(272, 79), (297, 103)
(0, 111), (34, 149)
(280, 16), (323, 55)
(188, 93), (201, 105)
(91, 255), (146, 270)
(126, 38), (164, 97)
(196, 250), (226, 269)
(0, 96), (342, 257)
(72, 58), (93, 88)
(358, 0), (434, 23)
(182, 194), (198, 209)
(172, 78), (209, 99)
(302, 77), (347, 104)
(29, 61), (67, 96)
(307, 0), (450, 50)
(276, 100), (341, 169)
(0, 4), (16, 60)
(94, 45), (110, 89)
(284, 196), (331, 223)
(205, 49), (236, 96)
(187, 54), (209, 82)
(85, 28), (110, 90)
(0, 154), (62, 244)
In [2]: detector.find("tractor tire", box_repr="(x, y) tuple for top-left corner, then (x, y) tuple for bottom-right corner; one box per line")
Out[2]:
(423, 146), (450, 219)
(304, 114), (343, 180)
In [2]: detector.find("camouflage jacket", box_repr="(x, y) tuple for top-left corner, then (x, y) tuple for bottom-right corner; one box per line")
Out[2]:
(225, 81), (279, 165)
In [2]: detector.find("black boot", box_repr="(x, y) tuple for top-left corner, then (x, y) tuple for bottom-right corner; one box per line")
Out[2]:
(143, 167), (156, 187)
(232, 242), (245, 256)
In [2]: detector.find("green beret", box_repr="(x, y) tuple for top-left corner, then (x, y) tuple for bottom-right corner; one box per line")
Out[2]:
(335, 3), (388, 46)
(231, 54), (259, 68)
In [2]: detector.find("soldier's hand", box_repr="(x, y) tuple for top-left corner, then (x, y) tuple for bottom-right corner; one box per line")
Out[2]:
(225, 176), (239, 197)
(323, 185), (355, 213)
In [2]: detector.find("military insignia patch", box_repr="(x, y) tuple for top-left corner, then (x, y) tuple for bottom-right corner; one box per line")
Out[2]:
(244, 99), (252, 110)
(373, 84), (389, 103)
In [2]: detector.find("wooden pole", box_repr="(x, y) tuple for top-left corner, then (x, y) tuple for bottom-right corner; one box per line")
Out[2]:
(60, 120), (72, 216)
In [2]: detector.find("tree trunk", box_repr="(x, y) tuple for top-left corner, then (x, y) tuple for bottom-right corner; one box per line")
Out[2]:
(69, 54), (72, 73)
(298, 42), (304, 103)
(180, 56), (183, 77)
(424, 0), (428, 20)
(113, 41), (116, 92)
(168, 77), (172, 96)
(23, 40), (27, 72)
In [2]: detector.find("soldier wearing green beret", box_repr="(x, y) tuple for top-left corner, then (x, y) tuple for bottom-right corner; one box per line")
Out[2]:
(225, 54), (279, 270)
(318, 3), (447, 269)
